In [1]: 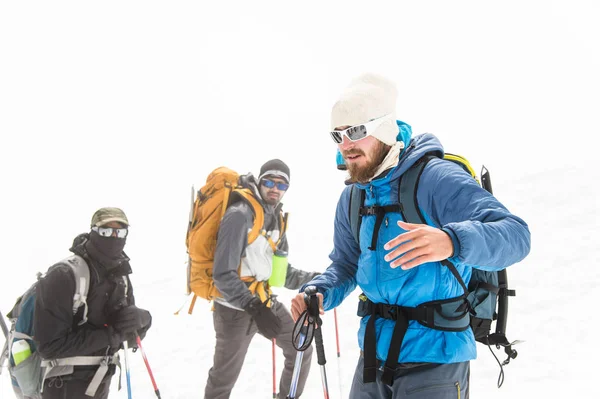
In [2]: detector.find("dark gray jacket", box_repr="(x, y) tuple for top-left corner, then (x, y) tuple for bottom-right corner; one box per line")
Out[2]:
(212, 177), (317, 309)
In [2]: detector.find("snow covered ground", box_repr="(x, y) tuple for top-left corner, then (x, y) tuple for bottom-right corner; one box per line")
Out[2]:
(1, 1), (599, 398)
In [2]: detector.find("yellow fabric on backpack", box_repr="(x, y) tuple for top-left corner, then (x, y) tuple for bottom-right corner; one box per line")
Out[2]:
(182, 166), (283, 314)
(444, 153), (480, 184)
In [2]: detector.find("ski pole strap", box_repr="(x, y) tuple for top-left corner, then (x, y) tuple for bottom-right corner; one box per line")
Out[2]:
(360, 295), (471, 386)
(292, 315), (314, 352)
(292, 286), (322, 352)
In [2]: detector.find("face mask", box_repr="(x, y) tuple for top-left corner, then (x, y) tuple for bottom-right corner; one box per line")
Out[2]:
(89, 230), (126, 258)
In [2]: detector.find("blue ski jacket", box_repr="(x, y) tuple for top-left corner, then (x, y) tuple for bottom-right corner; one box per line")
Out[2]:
(306, 122), (531, 364)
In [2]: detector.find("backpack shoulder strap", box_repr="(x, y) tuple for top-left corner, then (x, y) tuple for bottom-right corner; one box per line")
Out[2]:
(348, 184), (365, 245)
(274, 211), (289, 249)
(60, 255), (90, 325)
(398, 155), (437, 225)
(232, 188), (265, 245)
(399, 155), (470, 296)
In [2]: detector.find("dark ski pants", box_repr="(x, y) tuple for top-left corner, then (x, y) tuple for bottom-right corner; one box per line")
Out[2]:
(204, 301), (313, 399)
(349, 355), (470, 399)
(41, 375), (111, 399)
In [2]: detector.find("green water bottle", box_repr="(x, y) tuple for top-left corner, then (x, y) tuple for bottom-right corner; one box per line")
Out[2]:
(268, 250), (288, 287)
(12, 339), (31, 366)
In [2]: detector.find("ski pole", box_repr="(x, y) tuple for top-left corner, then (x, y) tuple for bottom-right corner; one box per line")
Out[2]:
(272, 338), (276, 399)
(136, 335), (162, 399)
(333, 308), (343, 399)
(0, 312), (8, 339)
(0, 311), (9, 375)
(287, 328), (307, 399)
(123, 340), (133, 399)
(305, 286), (329, 399)
(333, 308), (340, 357)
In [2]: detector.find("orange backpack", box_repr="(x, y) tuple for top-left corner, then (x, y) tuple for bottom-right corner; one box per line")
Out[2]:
(183, 167), (285, 314)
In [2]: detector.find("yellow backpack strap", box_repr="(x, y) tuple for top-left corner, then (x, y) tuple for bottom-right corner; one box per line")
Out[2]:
(242, 278), (272, 308)
(263, 211), (289, 251)
(444, 153), (480, 185)
(221, 184), (234, 218)
(233, 189), (264, 244)
(278, 212), (289, 246)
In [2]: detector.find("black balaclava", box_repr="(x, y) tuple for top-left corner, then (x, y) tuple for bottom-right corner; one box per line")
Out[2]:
(86, 230), (127, 270)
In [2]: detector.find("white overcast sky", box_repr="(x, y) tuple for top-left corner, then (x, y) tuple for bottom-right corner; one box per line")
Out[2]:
(1, 1), (599, 398)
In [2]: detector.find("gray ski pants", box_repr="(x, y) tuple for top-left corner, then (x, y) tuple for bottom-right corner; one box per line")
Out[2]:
(349, 355), (470, 399)
(204, 301), (313, 399)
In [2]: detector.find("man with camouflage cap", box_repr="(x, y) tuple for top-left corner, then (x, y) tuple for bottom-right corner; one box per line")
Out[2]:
(33, 207), (152, 399)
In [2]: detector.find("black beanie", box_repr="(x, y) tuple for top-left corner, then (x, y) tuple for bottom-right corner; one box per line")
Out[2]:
(258, 159), (290, 183)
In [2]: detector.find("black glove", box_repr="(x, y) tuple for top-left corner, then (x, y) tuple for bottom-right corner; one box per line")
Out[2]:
(243, 297), (282, 339)
(112, 305), (151, 338)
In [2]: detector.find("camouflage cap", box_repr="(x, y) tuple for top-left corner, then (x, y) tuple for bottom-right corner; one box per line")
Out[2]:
(90, 207), (129, 227)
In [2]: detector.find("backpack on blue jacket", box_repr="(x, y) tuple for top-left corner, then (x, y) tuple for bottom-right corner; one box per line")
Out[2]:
(343, 151), (520, 388)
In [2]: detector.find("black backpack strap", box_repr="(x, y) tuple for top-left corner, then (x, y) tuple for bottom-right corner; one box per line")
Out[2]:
(349, 185), (365, 245)
(398, 155), (435, 225)
(362, 305), (378, 383)
(398, 155), (469, 296)
(361, 297), (471, 386)
(379, 308), (409, 386)
(349, 184), (400, 250)
(359, 204), (401, 250)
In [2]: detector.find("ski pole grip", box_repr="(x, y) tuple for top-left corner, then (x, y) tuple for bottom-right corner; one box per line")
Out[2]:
(303, 286), (320, 321)
(303, 285), (318, 302)
(314, 327), (327, 366)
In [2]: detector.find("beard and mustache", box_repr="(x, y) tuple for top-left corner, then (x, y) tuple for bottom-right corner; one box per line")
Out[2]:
(343, 140), (391, 183)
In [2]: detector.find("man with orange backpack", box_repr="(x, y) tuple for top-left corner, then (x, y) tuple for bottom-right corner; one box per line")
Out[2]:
(198, 159), (319, 399)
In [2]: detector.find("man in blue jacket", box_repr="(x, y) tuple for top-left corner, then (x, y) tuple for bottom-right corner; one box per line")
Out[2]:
(291, 73), (531, 398)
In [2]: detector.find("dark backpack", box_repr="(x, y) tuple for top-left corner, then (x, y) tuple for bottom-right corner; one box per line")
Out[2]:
(349, 153), (519, 388)
(0, 255), (90, 399)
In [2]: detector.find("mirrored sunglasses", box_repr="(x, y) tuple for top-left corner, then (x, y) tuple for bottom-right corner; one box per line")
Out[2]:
(92, 226), (129, 238)
(261, 179), (289, 191)
(330, 113), (392, 144)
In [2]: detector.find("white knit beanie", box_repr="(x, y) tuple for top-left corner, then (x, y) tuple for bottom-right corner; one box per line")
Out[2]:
(331, 73), (399, 146)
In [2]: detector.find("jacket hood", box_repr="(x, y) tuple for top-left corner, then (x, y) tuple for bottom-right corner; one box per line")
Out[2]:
(387, 132), (444, 182)
(351, 120), (444, 188)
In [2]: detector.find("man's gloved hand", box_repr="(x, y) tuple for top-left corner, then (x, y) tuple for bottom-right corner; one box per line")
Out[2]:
(111, 305), (152, 338)
(243, 297), (282, 339)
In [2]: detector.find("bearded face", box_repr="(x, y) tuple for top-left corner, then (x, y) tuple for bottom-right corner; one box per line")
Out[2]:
(341, 137), (390, 183)
(258, 176), (288, 205)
